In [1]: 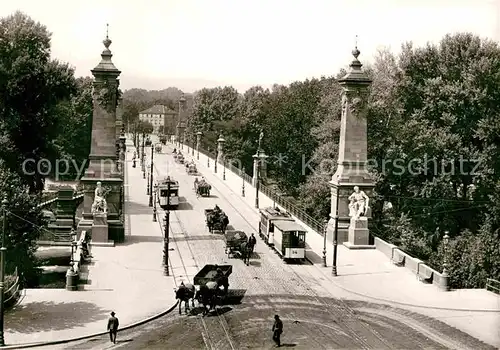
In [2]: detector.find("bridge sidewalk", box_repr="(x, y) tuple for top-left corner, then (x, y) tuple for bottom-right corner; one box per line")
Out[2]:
(3, 140), (176, 346)
(176, 142), (500, 348)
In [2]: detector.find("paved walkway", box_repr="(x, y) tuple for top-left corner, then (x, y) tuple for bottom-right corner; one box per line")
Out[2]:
(3, 139), (176, 346)
(175, 140), (500, 348)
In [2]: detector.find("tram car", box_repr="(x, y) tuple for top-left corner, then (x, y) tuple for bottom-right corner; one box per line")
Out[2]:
(258, 207), (306, 261)
(272, 220), (306, 261)
(259, 207), (294, 245)
(156, 176), (180, 209)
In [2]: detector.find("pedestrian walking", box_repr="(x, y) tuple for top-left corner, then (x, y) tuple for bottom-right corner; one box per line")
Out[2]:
(272, 314), (283, 347)
(107, 311), (119, 344)
(248, 233), (256, 257)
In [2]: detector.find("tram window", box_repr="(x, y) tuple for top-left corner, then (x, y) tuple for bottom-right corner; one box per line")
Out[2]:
(160, 190), (168, 197)
(269, 223), (274, 233)
(170, 191), (178, 197)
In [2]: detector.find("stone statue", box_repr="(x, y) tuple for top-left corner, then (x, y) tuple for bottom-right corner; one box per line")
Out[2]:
(91, 182), (109, 214)
(258, 130), (264, 150)
(348, 186), (369, 219)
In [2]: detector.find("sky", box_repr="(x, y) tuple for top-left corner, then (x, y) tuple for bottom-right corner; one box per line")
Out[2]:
(1, 0), (499, 93)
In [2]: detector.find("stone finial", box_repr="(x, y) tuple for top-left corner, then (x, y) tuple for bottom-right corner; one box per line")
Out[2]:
(103, 24), (112, 50)
(338, 36), (371, 85)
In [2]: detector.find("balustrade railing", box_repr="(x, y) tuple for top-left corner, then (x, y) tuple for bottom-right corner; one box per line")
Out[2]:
(486, 278), (500, 295)
(197, 147), (325, 236)
(4, 267), (21, 307)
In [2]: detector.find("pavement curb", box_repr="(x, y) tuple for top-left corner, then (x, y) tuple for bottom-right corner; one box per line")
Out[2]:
(3, 295), (179, 348)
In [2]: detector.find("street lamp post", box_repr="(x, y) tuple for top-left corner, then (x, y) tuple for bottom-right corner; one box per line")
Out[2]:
(322, 219), (328, 267)
(241, 167), (246, 197)
(176, 125), (180, 149)
(214, 146), (218, 174)
(442, 232), (450, 290)
(207, 147), (211, 168)
(223, 157), (226, 180)
(163, 181), (171, 276)
(196, 131), (202, 160)
(153, 184), (157, 222)
(332, 186), (340, 276)
(254, 154), (260, 209)
(149, 145), (154, 207)
(0, 198), (8, 346)
(191, 134), (195, 156)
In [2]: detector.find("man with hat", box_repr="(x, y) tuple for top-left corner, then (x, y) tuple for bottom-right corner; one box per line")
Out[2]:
(107, 311), (119, 344)
(272, 314), (283, 347)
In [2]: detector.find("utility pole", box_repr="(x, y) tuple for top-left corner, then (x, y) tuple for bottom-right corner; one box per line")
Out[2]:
(332, 187), (340, 276)
(0, 198), (8, 346)
(149, 144), (154, 207)
(163, 181), (171, 276)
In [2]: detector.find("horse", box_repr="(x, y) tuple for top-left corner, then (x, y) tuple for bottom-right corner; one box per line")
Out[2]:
(195, 284), (218, 316)
(239, 241), (250, 266)
(175, 283), (196, 315)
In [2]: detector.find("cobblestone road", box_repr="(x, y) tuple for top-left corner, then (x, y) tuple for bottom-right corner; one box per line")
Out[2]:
(52, 146), (494, 350)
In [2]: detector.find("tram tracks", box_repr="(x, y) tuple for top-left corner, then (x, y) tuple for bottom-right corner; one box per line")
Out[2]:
(194, 158), (396, 349)
(153, 156), (237, 350)
(153, 148), (393, 349)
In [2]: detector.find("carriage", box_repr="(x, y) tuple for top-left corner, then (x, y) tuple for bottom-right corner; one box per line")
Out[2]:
(224, 230), (248, 258)
(259, 207), (306, 262)
(205, 208), (229, 234)
(175, 154), (185, 164)
(193, 264), (232, 315)
(176, 264), (232, 316)
(155, 143), (162, 153)
(186, 163), (197, 175)
(194, 180), (211, 197)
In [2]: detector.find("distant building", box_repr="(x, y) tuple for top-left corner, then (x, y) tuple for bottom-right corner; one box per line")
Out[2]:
(138, 105), (176, 134)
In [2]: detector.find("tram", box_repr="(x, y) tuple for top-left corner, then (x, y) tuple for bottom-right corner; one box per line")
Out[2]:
(258, 207), (306, 261)
(258, 207), (293, 245)
(272, 220), (306, 261)
(156, 176), (179, 209)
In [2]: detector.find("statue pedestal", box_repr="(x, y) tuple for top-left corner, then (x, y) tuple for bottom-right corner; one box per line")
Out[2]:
(91, 212), (114, 247)
(343, 217), (375, 250)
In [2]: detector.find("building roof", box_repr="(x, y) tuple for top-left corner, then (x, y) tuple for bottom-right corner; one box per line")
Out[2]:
(139, 105), (176, 115)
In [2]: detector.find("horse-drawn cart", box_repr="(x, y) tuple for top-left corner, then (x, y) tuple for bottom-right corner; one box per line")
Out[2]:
(205, 208), (229, 234)
(186, 163), (197, 175)
(224, 230), (248, 258)
(175, 153), (185, 164)
(193, 264), (232, 316)
(194, 180), (211, 197)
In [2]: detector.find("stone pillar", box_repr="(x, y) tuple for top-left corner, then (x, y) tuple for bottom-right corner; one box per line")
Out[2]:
(327, 46), (375, 249)
(196, 131), (202, 160)
(78, 30), (124, 244)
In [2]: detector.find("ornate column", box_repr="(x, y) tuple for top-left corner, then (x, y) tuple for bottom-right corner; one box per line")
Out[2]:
(217, 133), (225, 164)
(78, 27), (124, 244)
(328, 45), (375, 249)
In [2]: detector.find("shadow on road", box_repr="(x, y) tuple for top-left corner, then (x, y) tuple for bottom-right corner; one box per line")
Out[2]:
(118, 235), (163, 246)
(177, 198), (193, 210)
(6, 301), (108, 333)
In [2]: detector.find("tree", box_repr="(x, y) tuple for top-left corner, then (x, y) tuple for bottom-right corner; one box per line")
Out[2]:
(0, 162), (43, 286)
(53, 76), (93, 179)
(136, 120), (154, 134)
(0, 12), (77, 193)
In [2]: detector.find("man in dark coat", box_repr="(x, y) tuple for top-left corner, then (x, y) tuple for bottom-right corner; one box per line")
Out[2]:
(107, 311), (119, 344)
(272, 314), (283, 347)
(247, 233), (257, 256)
